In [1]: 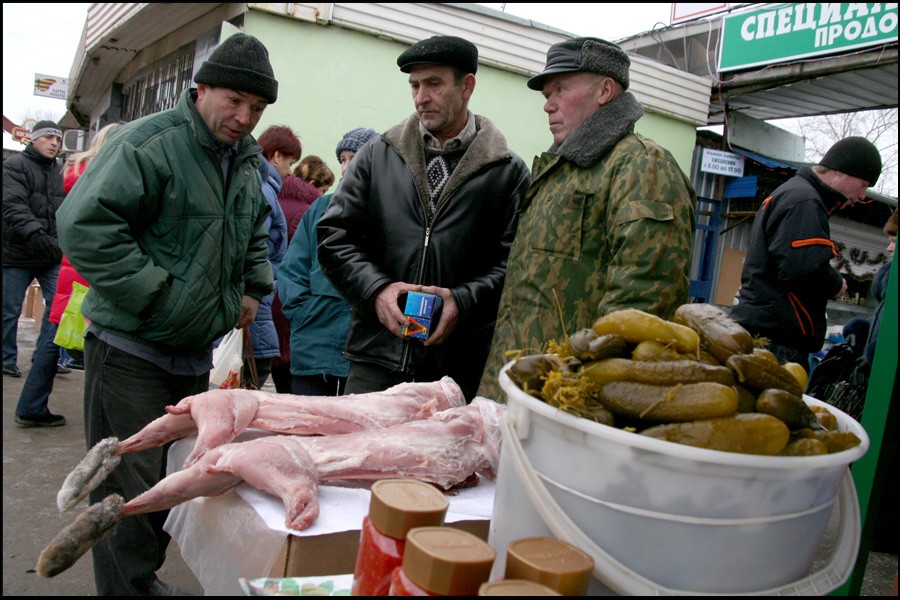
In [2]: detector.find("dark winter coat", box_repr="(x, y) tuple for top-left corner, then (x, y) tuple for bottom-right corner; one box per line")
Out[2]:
(271, 174), (321, 368)
(316, 113), (531, 399)
(2, 143), (65, 268)
(731, 167), (846, 353)
(57, 89), (273, 352)
(246, 157), (288, 360)
(278, 194), (351, 378)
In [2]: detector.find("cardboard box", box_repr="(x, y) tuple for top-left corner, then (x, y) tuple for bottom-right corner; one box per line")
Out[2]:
(400, 292), (443, 340)
(268, 520), (490, 578)
(165, 436), (494, 594)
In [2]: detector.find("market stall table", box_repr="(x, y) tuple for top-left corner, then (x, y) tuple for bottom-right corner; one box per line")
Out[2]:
(163, 433), (495, 596)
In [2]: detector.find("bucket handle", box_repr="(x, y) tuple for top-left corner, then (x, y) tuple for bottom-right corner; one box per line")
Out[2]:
(502, 413), (861, 596)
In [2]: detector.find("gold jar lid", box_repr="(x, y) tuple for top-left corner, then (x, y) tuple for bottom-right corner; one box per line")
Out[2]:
(402, 526), (496, 595)
(479, 579), (561, 596)
(505, 537), (594, 596)
(369, 479), (449, 539)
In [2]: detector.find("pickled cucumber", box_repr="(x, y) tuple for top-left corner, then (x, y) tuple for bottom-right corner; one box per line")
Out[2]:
(593, 309), (698, 354)
(756, 388), (824, 431)
(565, 329), (628, 362)
(795, 428), (862, 453)
(782, 362), (809, 391)
(673, 303), (754, 364)
(641, 413), (790, 455)
(781, 438), (828, 456)
(631, 341), (684, 362)
(507, 354), (575, 397)
(811, 406), (838, 431)
(598, 381), (738, 422)
(583, 358), (734, 387)
(726, 353), (804, 397)
(733, 385), (757, 413)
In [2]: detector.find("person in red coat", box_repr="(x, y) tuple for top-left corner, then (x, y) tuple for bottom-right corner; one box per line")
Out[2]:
(52, 122), (123, 370)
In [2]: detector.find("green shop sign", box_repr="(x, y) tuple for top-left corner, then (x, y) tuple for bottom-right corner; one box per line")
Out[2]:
(719, 3), (898, 72)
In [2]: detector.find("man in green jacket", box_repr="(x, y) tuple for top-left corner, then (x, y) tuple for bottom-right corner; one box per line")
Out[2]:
(57, 33), (278, 596)
(478, 37), (696, 401)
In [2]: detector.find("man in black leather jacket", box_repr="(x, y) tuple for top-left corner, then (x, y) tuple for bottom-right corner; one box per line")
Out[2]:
(317, 35), (531, 401)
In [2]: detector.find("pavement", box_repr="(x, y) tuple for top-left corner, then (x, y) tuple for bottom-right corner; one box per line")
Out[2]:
(3, 318), (203, 596)
(3, 315), (897, 596)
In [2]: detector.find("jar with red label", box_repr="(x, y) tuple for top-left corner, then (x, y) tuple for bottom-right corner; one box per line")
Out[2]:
(389, 526), (496, 596)
(351, 480), (449, 596)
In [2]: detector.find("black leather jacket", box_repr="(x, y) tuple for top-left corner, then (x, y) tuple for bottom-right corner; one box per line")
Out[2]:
(317, 113), (531, 399)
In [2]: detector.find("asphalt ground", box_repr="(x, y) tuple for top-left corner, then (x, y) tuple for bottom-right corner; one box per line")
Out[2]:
(3, 315), (897, 596)
(3, 317), (203, 595)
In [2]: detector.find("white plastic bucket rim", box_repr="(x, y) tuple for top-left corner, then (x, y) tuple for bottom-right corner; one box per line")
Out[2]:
(496, 361), (868, 596)
(500, 363), (868, 471)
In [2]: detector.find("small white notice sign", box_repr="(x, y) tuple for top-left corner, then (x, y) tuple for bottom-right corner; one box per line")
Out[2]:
(701, 148), (745, 177)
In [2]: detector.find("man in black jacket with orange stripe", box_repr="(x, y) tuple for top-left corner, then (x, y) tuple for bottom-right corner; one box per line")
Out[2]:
(731, 137), (883, 372)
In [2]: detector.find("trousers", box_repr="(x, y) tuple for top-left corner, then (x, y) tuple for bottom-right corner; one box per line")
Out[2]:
(84, 334), (208, 595)
(5, 265), (62, 419)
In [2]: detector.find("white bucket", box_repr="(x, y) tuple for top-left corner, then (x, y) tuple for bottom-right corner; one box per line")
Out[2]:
(489, 362), (869, 595)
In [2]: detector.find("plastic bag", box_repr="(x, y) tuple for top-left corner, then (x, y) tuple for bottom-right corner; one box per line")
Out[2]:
(210, 328), (243, 389)
(807, 342), (869, 421)
(53, 282), (89, 351)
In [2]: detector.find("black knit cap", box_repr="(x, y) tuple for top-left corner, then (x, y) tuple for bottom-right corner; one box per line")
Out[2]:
(194, 33), (278, 103)
(528, 37), (630, 91)
(819, 136), (882, 185)
(397, 35), (479, 74)
(30, 120), (62, 141)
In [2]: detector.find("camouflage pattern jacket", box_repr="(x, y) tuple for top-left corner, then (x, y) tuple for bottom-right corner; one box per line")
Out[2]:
(478, 92), (696, 400)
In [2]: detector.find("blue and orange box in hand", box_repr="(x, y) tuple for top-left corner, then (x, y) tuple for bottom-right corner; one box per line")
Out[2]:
(399, 292), (444, 340)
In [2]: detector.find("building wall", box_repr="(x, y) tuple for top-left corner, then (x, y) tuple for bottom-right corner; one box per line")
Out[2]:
(240, 9), (699, 182)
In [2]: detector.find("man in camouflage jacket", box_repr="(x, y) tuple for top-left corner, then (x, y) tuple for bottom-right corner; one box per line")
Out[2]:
(478, 37), (696, 400)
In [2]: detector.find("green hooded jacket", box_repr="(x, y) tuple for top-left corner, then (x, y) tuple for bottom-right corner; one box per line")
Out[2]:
(57, 89), (273, 353)
(478, 93), (696, 400)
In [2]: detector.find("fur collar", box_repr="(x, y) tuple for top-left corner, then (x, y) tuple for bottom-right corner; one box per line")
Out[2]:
(384, 113), (512, 204)
(553, 92), (644, 168)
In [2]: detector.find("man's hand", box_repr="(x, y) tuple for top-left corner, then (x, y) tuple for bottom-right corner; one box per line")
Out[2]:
(30, 232), (60, 259)
(235, 295), (260, 329)
(836, 277), (849, 299)
(374, 281), (421, 338)
(420, 285), (458, 346)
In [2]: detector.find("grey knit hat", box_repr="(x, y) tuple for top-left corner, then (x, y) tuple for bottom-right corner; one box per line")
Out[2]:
(528, 37), (630, 90)
(194, 33), (278, 103)
(335, 127), (379, 161)
(30, 120), (62, 141)
(819, 136), (882, 185)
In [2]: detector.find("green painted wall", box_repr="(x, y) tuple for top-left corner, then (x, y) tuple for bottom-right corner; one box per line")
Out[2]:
(243, 11), (696, 185)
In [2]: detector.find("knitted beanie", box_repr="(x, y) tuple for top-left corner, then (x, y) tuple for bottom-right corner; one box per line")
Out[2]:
(335, 127), (379, 161)
(31, 120), (62, 141)
(194, 33), (278, 103)
(820, 136), (882, 185)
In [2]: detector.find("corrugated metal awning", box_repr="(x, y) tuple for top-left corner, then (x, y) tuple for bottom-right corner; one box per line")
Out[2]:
(731, 147), (796, 170)
(723, 175), (757, 199)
